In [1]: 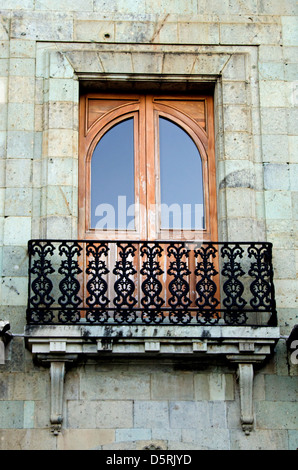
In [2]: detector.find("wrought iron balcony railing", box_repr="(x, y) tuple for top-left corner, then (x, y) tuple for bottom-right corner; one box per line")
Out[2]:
(26, 240), (277, 327)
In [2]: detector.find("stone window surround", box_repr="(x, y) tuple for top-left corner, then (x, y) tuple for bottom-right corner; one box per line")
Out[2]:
(28, 42), (280, 435)
(36, 42), (265, 242)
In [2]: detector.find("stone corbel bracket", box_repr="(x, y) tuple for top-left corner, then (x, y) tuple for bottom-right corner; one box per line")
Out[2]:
(25, 325), (280, 434)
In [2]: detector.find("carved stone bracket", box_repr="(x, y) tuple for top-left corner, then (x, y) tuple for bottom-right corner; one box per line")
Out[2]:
(238, 363), (254, 435)
(37, 349), (78, 434)
(227, 347), (268, 435)
(50, 361), (65, 435)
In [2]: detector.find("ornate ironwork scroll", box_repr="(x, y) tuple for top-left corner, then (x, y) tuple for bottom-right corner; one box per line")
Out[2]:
(167, 243), (192, 324)
(221, 244), (247, 325)
(194, 243), (220, 324)
(26, 240), (277, 327)
(248, 244), (274, 311)
(57, 242), (83, 323)
(86, 242), (110, 323)
(140, 243), (165, 324)
(28, 241), (55, 324)
(113, 243), (138, 323)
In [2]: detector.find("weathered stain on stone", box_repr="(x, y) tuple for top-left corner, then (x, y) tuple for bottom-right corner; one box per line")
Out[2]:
(219, 170), (254, 189)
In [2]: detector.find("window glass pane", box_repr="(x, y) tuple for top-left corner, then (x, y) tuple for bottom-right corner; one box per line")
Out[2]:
(159, 117), (205, 230)
(91, 118), (135, 230)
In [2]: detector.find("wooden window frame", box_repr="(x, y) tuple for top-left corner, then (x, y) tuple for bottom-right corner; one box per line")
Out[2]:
(79, 93), (217, 242)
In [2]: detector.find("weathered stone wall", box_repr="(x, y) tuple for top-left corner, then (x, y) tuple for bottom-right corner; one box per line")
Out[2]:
(0, 0), (297, 450)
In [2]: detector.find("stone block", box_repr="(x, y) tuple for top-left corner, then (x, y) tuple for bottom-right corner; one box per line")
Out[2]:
(151, 427), (182, 442)
(288, 430), (298, 451)
(7, 103), (34, 131)
(0, 77), (7, 104)
(67, 400), (133, 429)
(178, 22), (219, 45)
(220, 22), (282, 46)
(2, 245), (28, 277)
(264, 191), (292, 219)
(225, 187), (255, 218)
(0, 188), (4, 215)
(134, 401), (169, 429)
(256, 401), (298, 430)
(292, 192), (298, 220)
(287, 107), (298, 135)
(80, 372), (150, 400)
(182, 427), (230, 450)
(41, 215), (75, 239)
(47, 158), (75, 186)
(116, 428), (151, 443)
(0, 429), (56, 450)
(262, 134), (289, 163)
(115, 21), (156, 44)
(259, 62), (285, 80)
(11, 11), (73, 42)
(5, 188), (33, 216)
(74, 20), (115, 43)
(45, 185), (73, 217)
(48, 78), (75, 102)
(57, 429), (115, 450)
(48, 101), (75, 130)
(265, 375), (298, 402)
(223, 105), (251, 133)
(9, 58), (35, 78)
(9, 39), (36, 59)
(7, 371), (48, 401)
(260, 80), (287, 108)
(0, 14), (9, 41)
(7, 131), (35, 159)
(23, 401), (34, 429)
(208, 373), (234, 401)
(1, 276), (28, 306)
(261, 107), (288, 135)
(0, 401), (24, 429)
(230, 429), (288, 450)
(3, 217), (31, 245)
(264, 163), (290, 190)
(169, 401), (209, 429)
(274, 280), (297, 309)
(282, 17), (298, 46)
(151, 372), (194, 400)
(49, 51), (74, 79)
(5, 159), (32, 188)
(35, 0), (93, 10)
(223, 132), (252, 161)
(272, 248), (297, 279)
(290, 164), (298, 190)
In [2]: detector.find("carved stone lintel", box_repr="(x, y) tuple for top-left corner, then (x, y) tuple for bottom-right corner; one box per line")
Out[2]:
(238, 363), (254, 435)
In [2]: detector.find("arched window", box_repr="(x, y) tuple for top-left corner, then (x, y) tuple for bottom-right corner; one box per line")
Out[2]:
(79, 94), (217, 241)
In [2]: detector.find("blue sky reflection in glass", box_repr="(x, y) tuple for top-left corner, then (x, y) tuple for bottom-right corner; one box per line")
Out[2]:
(91, 117), (135, 230)
(159, 117), (205, 230)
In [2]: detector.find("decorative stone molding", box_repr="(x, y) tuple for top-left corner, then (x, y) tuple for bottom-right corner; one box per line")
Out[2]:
(25, 324), (280, 434)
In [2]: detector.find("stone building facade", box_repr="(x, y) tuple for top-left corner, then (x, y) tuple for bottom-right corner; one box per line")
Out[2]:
(0, 0), (297, 450)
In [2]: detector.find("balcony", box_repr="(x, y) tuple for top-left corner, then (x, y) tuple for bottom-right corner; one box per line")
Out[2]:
(24, 239), (280, 434)
(26, 239), (277, 327)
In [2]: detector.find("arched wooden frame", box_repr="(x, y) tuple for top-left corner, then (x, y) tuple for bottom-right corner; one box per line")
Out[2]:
(78, 93), (217, 241)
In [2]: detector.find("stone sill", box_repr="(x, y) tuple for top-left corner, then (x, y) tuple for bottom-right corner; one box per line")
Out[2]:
(25, 324), (280, 362)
